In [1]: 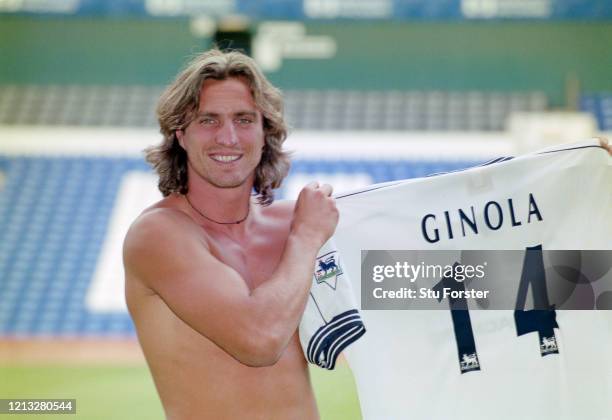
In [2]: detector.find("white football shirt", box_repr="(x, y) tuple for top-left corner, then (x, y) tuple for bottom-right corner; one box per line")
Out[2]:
(332, 140), (612, 420)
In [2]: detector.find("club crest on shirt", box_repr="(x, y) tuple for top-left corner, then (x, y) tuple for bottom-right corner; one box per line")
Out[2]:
(460, 352), (481, 373)
(540, 335), (559, 355)
(314, 251), (343, 290)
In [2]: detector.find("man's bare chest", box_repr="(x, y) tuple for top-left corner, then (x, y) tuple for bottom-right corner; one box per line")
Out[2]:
(208, 230), (289, 290)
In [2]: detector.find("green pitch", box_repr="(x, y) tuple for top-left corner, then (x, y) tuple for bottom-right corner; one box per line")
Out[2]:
(0, 364), (361, 419)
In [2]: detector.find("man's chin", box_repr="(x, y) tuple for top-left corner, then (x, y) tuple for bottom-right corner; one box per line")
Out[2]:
(209, 178), (249, 189)
(193, 167), (254, 190)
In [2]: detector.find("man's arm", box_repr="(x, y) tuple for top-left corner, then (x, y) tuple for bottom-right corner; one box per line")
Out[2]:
(123, 182), (337, 367)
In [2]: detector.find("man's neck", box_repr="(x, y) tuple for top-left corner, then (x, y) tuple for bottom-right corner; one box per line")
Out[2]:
(185, 178), (253, 231)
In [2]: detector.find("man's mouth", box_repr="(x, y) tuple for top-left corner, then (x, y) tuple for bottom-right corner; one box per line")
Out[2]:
(210, 154), (241, 163)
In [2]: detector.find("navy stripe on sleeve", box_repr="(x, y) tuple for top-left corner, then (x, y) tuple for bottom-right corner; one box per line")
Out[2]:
(306, 309), (366, 370)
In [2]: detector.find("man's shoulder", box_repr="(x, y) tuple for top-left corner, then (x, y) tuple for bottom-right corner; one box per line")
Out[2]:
(134, 198), (193, 234)
(124, 197), (200, 257)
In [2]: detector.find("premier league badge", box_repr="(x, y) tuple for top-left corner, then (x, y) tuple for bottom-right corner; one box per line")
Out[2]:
(314, 251), (343, 290)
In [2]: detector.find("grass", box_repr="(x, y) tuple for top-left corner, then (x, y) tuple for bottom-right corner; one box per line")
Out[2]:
(0, 363), (361, 419)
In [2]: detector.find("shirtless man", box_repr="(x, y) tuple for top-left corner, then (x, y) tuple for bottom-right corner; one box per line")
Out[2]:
(123, 49), (337, 419)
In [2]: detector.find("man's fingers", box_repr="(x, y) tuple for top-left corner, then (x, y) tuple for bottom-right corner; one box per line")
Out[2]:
(304, 181), (333, 196)
(596, 137), (612, 155)
(319, 183), (333, 197)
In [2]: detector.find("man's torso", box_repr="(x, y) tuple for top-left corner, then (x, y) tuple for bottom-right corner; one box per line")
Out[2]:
(126, 196), (319, 419)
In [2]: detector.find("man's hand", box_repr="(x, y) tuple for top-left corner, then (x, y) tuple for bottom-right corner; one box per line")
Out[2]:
(291, 181), (339, 249)
(597, 137), (612, 155)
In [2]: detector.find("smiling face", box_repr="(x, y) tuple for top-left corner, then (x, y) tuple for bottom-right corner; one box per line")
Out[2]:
(176, 77), (265, 191)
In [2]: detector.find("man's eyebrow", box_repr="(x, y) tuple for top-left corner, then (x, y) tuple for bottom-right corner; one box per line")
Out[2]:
(235, 111), (258, 118)
(195, 112), (219, 118)
(195, 111), (258, 118)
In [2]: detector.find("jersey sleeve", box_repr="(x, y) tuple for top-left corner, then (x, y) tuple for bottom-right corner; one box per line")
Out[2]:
(299, 239), (366, 370)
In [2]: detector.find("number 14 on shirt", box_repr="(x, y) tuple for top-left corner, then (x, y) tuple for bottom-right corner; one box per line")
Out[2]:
(434, 245), (559, 374)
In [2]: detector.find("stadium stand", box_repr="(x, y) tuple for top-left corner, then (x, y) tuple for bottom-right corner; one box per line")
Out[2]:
(0, 85), (162, 127)
(285, 90), (547, 131)
(0, 85), (547, 131)
(0, 157), (138, 336)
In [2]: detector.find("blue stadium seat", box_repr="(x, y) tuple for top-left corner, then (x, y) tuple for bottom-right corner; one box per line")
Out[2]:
(580, 93), (612, 131)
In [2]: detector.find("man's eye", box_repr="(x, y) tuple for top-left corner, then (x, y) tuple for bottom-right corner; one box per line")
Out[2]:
(237, 118), (253, 125)
(200, 118), (216, 125)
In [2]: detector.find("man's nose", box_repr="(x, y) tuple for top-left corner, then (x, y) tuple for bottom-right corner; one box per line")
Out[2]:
(215, 120), (238, 146)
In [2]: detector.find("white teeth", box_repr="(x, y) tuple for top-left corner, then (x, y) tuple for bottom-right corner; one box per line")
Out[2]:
(212, 155), (240, 162)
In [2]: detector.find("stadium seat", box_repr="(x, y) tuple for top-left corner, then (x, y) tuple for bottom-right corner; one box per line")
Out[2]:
(580, 93), (612, 131)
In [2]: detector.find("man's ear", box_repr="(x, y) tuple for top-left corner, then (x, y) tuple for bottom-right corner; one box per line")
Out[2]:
(176, 130), (185, 149)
